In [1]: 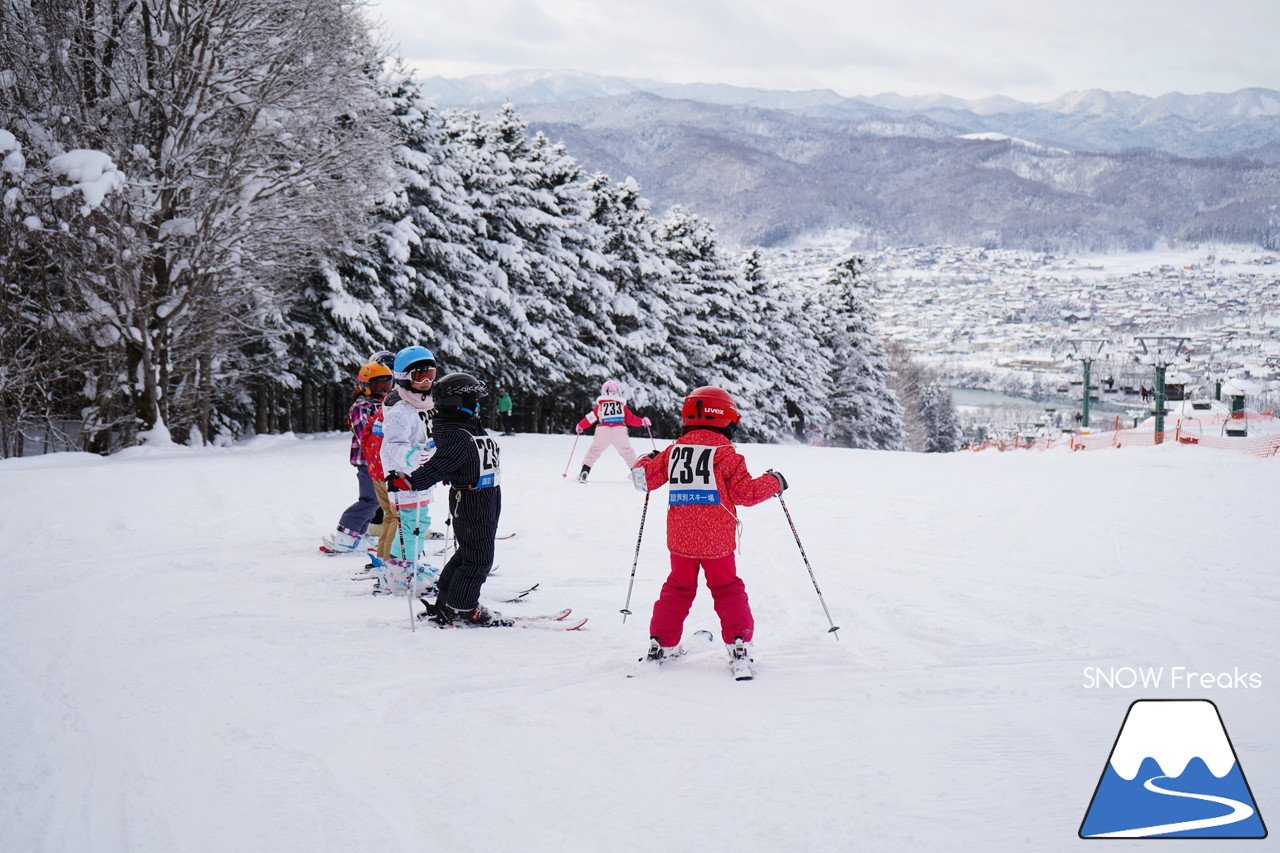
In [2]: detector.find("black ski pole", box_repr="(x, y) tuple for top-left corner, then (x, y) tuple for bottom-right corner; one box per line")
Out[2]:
(776, 492), (840, 640)
(620, 490), (650, 622)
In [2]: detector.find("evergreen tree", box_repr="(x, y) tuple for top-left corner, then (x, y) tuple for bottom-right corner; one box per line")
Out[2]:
(661, 206), (748, 394)
(587, 174), (682, 424)
(920, 384), (963, 452)
(823, 256), (905, 450)
(886, 342), (928, 451)
(461, 103), (616, 426)
(771, 277), (833, 443)
(392, 95), (491, 371)
(731, 249), (789, 440)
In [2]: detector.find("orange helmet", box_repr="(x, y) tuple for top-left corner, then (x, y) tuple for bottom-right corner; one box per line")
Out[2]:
(356, 361), (393, 395)
(681, 386), (740, 428)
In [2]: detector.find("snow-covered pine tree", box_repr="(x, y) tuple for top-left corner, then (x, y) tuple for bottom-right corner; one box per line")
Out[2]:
(586, 173), (682, 429)
(765, 273), (834, 444)
(467, 103), (617, 429)
(920, 383), (962, 452)
(279, 71), (430, 419)
(730, 249), (790, 441)
(381, 102), (493, 376)
(660, 206), (750, 396)
(822, 256), (905, 450)
(886, 342), (928, 451)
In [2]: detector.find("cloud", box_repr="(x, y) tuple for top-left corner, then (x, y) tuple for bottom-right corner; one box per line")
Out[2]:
(370, 0), (1280, 100)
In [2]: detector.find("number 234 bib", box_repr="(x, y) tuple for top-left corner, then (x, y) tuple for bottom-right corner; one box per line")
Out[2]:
(667, 445), (720, 505)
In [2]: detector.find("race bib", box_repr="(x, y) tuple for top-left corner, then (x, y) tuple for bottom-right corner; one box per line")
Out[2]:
(598, 399), (626, 426)
(472, 435), (502, 489)
(668, 445), (719, 505)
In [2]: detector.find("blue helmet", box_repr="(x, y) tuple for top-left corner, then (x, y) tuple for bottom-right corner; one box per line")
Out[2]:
(393, 345), (436, 387)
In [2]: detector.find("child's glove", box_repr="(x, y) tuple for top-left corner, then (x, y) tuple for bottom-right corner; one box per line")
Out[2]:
(575, 424), (583, 434)
(405, 447), (432, 469)
(766, 469), (788, 492)
(386, 474), (412, 492)
(641, 416), (652, 426)
(645, 450), (660, 459)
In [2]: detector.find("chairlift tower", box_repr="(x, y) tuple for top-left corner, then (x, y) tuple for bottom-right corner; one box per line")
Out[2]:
(1066, 338), (1107, 429)
(1134, 336), (1189, 443)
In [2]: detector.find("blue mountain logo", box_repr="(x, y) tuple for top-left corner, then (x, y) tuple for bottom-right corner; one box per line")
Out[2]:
(1080, 699), (1266, 839)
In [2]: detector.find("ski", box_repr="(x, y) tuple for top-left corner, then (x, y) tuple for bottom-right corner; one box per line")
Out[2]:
(498, 583), (539, 603)
(432, 532), (514, 556)
(513, 607), (573, 623)
(418, 607), (586, 630)
(518, 615), (588, 631)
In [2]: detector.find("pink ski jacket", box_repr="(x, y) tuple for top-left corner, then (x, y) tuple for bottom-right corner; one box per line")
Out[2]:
(636, 428), (781, 559)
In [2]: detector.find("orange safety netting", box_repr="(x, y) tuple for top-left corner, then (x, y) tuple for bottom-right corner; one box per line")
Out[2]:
(969, 418), (1280, 458)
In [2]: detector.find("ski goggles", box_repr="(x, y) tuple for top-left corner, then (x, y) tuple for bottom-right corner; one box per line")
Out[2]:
(395, 365), (437, 382)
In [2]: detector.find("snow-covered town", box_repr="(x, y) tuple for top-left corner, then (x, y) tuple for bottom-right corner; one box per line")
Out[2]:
(762, 242), (1280, 437)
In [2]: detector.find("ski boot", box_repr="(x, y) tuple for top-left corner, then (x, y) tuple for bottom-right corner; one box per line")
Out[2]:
(727, 636), (755, 681)
(373, 557), (415, 596)
(412, 561), (440, 597)
(318, 525), (363, 554)
(435, 603), (513, 628)
(640, 636), (684, 664)
(577, 464), (590, 483)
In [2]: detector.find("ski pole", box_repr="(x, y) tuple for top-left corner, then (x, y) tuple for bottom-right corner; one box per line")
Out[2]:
(776, 492), (841, 640)
(407, 494), (428, 631)
(392, 487), (415, 633)
(562, 433), (582, 478)
(644, 423), (657, 452)
(620, 490), (650, 622)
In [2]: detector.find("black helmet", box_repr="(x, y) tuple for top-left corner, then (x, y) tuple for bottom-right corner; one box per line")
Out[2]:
(432, 372), (487, 414)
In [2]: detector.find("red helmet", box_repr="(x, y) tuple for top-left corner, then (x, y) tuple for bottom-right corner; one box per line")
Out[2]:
(681, 386), (740, 428)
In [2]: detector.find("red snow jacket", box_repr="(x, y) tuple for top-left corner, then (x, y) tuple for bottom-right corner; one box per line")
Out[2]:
(636, 428), (781, 559)
(360, 407), (386, 480)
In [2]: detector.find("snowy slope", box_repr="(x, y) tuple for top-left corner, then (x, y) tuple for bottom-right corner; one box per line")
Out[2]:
(1, 434), (1277, 852)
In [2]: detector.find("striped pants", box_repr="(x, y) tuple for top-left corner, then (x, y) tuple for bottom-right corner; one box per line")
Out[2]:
(433, 486), (502, 613)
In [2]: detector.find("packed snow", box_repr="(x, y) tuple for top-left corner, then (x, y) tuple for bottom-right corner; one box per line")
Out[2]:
(1, 433), (1276, 852)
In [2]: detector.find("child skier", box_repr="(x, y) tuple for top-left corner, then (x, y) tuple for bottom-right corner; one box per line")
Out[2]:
(406, 373), (506, 626)
(632, 386), (787, 679)
(575, 380), (650, 482)
(378, 345), (440, 596)
(319, 361), (393, 555)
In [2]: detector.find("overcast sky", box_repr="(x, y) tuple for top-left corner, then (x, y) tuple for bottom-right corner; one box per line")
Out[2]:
(365, 0), (1280, 102)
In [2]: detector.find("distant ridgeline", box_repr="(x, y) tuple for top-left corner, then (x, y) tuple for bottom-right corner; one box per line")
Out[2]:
(423, 72), (1280, 251)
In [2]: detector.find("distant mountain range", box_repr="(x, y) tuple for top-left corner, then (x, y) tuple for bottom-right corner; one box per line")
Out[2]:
(420, 71), (1280, 251)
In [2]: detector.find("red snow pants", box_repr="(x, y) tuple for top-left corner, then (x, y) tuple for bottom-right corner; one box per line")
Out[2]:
(649, 553), (753, 647)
